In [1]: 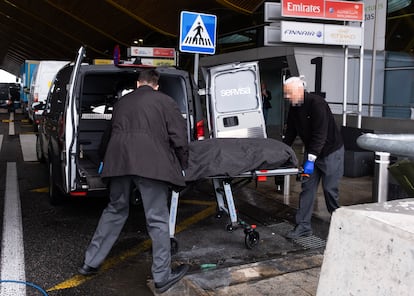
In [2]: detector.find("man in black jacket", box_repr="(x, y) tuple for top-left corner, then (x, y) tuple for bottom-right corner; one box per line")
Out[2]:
(282, 76), (344, 239)
(78, 69), (190, 293)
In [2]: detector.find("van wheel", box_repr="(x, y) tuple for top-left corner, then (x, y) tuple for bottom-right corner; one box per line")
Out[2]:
(49, 157), (64, 205)
(36, 136), (45, 163)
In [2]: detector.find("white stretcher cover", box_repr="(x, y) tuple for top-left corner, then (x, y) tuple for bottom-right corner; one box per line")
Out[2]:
(184, 138), (298, 182)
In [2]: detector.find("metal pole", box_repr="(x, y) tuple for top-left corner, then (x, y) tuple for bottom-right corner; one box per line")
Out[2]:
(193, 53), (199, 87)
(343, 46), (348, 126)
(369, 0), (379, 117)
(358, 21), (364, 128)
(373, 151), (390, 203)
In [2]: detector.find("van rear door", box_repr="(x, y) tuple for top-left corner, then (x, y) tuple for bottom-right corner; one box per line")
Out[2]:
(203, 62), (266, 138)
(63, 47), (84, 193)
(157, 67), (194, 141)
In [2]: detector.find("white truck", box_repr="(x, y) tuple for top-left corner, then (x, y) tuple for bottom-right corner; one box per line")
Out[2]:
(28, 60), (69, 128)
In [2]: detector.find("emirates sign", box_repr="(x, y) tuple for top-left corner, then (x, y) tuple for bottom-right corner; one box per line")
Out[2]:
(282, 0), (364, 22)
(282, 0), (325, 18)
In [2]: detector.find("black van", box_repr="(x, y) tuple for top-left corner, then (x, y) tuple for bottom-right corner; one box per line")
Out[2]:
(36, 47), (205, 205)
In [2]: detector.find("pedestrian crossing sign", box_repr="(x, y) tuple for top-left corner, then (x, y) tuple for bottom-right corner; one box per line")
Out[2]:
(179, 11), (217, 55)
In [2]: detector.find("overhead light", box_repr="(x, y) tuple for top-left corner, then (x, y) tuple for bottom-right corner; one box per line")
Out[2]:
(133, 39), (144, 45)
(388, 0), (412, 13)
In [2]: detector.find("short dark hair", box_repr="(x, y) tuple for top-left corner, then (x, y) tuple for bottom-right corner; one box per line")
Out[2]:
(138, 69), (160, 85)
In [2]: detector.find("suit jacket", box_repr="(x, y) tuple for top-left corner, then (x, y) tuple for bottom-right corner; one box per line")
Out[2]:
(101, 85), (189, 187)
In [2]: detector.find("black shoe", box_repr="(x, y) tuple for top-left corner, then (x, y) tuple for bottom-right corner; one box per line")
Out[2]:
(285, 224), (312, 239)
(78, 263), (99, 276)
(154, 264), (190, 294)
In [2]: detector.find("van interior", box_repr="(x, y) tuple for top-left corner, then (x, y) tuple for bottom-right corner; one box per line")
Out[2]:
(75, 70), (191, 189)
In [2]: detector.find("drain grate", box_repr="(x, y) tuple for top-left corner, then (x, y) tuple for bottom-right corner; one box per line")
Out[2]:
(293, 235), (326, 249)
(269, 221), (326, 249)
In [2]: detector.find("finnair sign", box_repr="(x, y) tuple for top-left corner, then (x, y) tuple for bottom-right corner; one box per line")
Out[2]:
(281, 21), (362, 46)
(281, 21), (324, 44)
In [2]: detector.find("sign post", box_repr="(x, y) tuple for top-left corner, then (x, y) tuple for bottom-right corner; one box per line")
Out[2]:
(179, 11), (217, 85)
(265, 0), (365, 127)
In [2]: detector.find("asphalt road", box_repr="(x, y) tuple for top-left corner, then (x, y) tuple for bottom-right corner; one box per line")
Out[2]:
(0, 109), (328, 296)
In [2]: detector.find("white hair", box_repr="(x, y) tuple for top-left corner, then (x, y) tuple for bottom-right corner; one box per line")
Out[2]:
(284, 75), (307, 89)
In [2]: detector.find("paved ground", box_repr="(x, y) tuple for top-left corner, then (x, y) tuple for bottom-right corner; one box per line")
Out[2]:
(146, 174), (374, 295)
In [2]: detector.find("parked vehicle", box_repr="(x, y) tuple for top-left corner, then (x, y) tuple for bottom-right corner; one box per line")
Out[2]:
(0, 83), (21, 112)
(19, 60), (39, 115)
(36, 47), (205, 205)
(28, 60), (69, 127)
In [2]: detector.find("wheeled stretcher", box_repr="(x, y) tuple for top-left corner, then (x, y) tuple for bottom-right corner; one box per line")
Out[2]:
(167, 138), (299, 252)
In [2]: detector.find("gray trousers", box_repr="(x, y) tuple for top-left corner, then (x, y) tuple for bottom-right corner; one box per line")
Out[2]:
(296, 146), (344, 230)
(84, 175), (171, 283)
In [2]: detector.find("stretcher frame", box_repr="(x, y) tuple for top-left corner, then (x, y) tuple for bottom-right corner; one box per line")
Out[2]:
(169, 167), (299, 250)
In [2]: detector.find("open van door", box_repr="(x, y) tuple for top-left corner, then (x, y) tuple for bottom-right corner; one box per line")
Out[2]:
(63, 47), (84, 193)
(203, 61), (266, 138)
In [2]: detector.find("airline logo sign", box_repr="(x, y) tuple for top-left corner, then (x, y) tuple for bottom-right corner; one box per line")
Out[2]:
(282, 0), (325, 19)
(129, 47), (175, 58)
(180, 11), (217, 54)
(282, 0), (364, 22)
(325, 0), (364, 21)
(324, 24), (362, 46)
(281, 21), (362, 46)
(281, 21), (324, 44)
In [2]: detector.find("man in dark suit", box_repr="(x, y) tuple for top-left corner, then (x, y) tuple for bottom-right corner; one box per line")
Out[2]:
(78, 69), (189, 294)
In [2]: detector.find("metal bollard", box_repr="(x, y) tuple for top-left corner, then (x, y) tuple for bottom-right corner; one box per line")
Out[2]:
(283, 175), (290, 204)
(373, 151), (390, 203)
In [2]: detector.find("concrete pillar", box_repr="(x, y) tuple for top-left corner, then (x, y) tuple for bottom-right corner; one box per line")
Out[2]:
(317, 199), (414, 296)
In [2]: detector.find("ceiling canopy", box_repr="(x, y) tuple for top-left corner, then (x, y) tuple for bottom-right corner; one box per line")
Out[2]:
(0, 0), (413, 76)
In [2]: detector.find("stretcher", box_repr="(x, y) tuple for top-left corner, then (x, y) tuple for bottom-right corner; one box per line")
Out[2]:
(166, 137), (299, 252)
(168, 167), (299, 252)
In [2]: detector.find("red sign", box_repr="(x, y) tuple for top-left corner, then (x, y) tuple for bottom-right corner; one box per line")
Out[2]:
(153, 48), (175, 58)
(282, 0), (325, 18)
(325, 0), (364, 21)
(281, 0), (363, 22)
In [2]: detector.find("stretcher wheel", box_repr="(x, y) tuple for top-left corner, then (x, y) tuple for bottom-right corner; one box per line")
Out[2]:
(226, 224), (234, 232)
(170, 238), (178, 255)
(245, 230), (260, 249)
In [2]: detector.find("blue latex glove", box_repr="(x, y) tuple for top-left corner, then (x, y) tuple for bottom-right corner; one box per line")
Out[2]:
(303, 160), (315, 175)
(98, 162), (104, 174)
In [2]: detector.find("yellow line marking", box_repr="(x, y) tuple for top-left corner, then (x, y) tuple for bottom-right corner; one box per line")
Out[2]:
(47, 204), (217, 292)
(31, 187), (49, 193)
(180, 199), (215, 206)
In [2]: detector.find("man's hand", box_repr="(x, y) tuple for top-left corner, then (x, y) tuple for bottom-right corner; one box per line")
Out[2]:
(303, 160), (315, 175)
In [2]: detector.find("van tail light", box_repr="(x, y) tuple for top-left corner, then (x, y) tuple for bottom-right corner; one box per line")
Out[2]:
(34, 93), (39, 102)
(70, 191), (87, 197)
(196, 119), (205, 140)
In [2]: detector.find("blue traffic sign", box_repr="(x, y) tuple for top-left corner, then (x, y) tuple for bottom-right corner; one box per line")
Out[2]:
(179, 11), (217, 54)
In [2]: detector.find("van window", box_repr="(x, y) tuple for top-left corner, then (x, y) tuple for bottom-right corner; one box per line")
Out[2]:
(80, 72), (189, 115)
(214, 70), (259, 113)
(47, 66), (72, 117)
(158, 75), (188, 114)
(81, 73), (138, 114)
